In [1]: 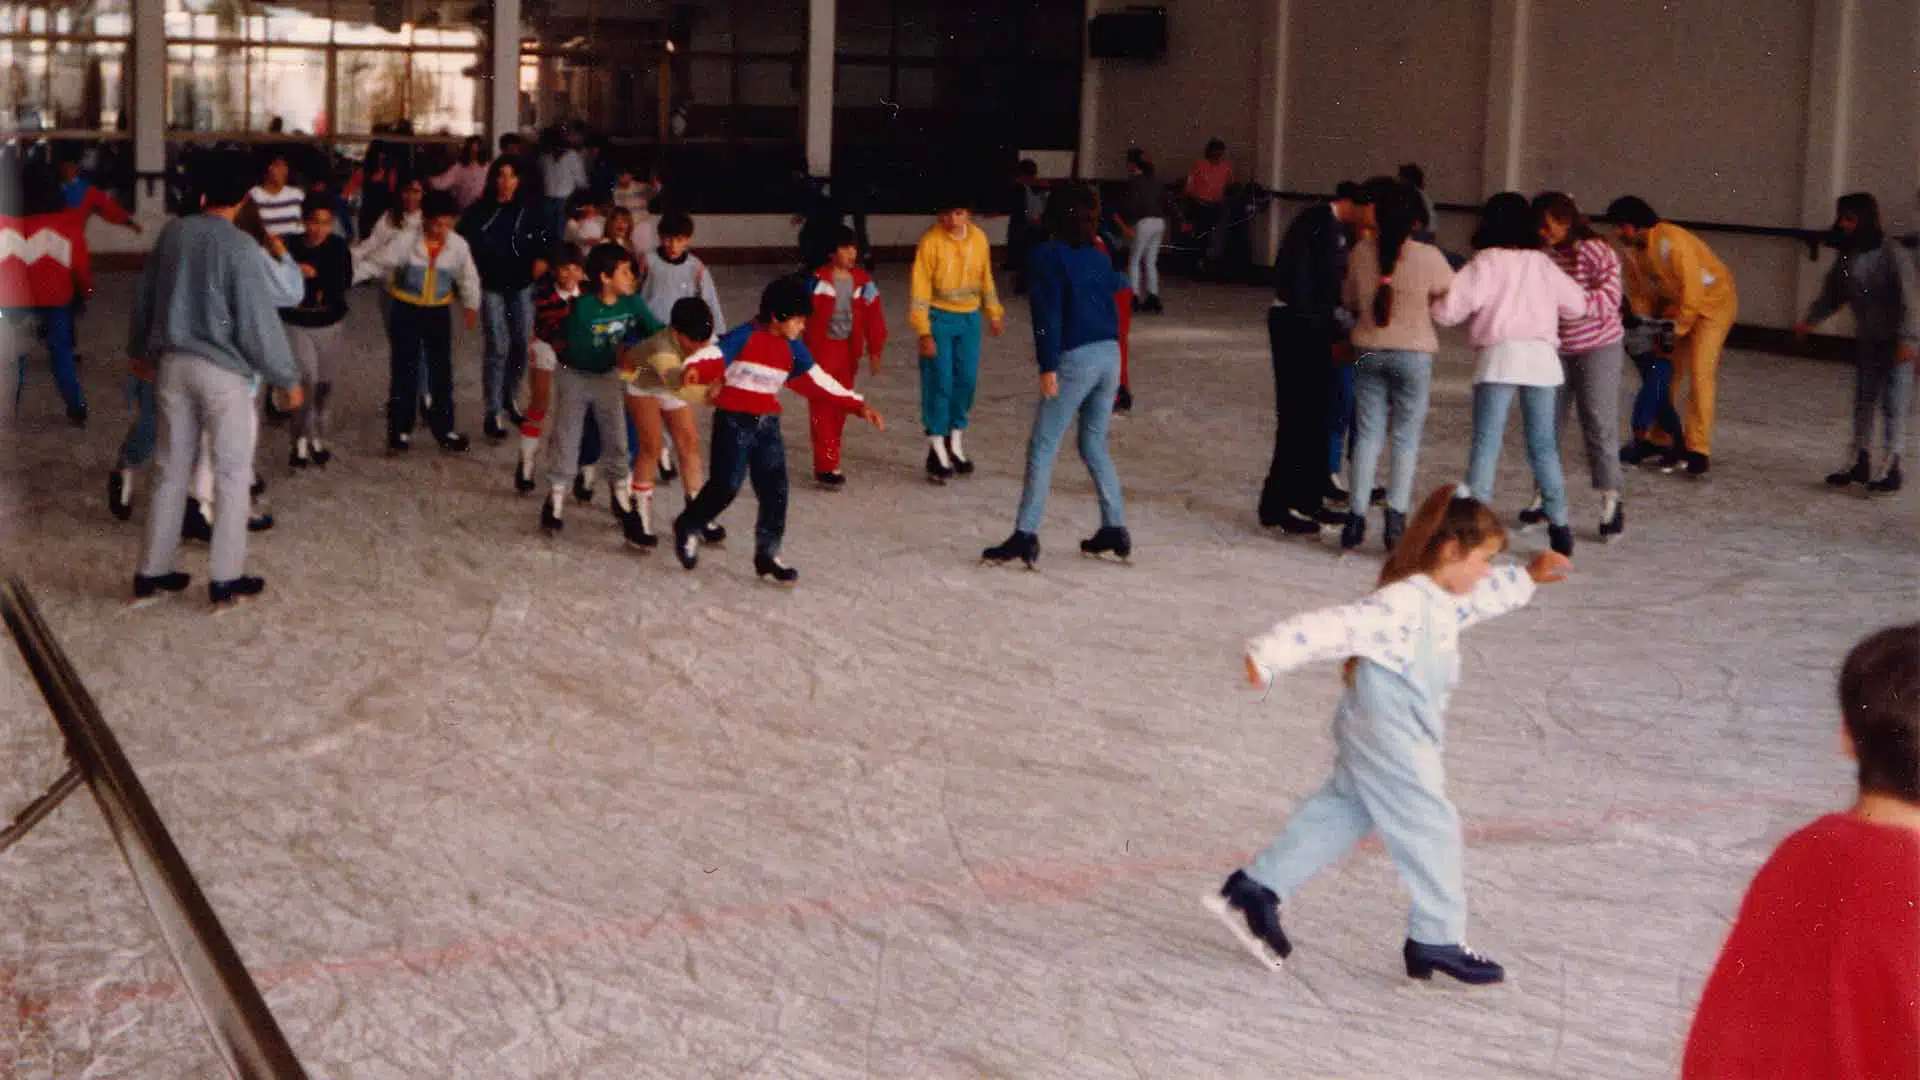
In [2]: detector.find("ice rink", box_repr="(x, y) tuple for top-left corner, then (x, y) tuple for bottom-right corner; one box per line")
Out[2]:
(2, 262), (1915, 1078)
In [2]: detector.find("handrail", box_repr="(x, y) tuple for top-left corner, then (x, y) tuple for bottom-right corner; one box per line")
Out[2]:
(0, 578), (308, 1080)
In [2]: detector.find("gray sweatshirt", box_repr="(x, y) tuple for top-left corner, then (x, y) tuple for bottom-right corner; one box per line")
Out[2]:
(129, 214), (300, 388)
(1805, 242), (1919, 346)
(639, 248), (724, 332)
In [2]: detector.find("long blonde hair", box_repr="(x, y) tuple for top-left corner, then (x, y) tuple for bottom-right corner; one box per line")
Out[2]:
(1344, 485), (1508, 683)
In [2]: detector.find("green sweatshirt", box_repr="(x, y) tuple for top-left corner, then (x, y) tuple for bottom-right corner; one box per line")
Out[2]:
(564, 292), (663, 375)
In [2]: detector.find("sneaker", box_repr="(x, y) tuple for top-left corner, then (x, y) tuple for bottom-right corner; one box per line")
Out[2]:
(1201, 870), (1292, 970)
(1403, 939), (1504, 985)
(815, 470), (846, 490)
(981, 530), (1040, 568)
(671, 514), (700, 569)
(1867, 457), (1903, 494)
(947, 437), (975, 476)
(108, 469), (133, 521)
(130, 571), (190, 604)
(1828, 451), (1870, 487)
(1079, 526), (1132, 561)
(208, 575), (266, 608)
(1339, 512), (1366, 551)
(1598, 493), (1625, 541)
(1382, 508), (1406, 552)
(1548, 523), (1574, 558)
(1517, 491), (1547, 526)
(388, 431), (412, 454)
(1683, 452), (1710, 476)
(700, 523), (728, 546)
(1113, 386), (1134, 416)
(181, 499), (213, 543)
(435, 431), (471, 453)
(926, 448), (954, 485)
(483, 413), (508, 441)
(754, 552), (799, 585)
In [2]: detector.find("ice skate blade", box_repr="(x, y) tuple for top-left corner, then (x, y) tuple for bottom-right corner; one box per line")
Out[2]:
(1079, 550), (1131, 565)
(1201, 893), (1285, 971)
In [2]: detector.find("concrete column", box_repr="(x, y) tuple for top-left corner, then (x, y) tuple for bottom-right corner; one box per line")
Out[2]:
(803, 0), (834, 177)
(132, 0), (166, 222)
(1075, 7), (1101, 178)
(1796, 0), (1857, 311)
(490, 0), (520, 147)
(1481, 0), (1530, 194)
(1252, 0), (1291, 262)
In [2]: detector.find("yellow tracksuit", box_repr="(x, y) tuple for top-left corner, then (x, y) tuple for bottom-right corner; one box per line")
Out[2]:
(908, 223), (1004, 337)
(1622, 222), (1738, 455)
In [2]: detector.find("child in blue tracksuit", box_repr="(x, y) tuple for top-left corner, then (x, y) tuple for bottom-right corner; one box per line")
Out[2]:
(1207, 484), (1569, 986)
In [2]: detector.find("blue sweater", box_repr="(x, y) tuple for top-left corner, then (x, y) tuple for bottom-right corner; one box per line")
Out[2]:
(1028, 240), (1128, 373)
(128, 215), (300, 388)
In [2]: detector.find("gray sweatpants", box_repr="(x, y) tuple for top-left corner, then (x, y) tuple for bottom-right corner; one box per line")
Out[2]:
(1554, 340), (1625, 492)
(141, 353), (260, 583)
(1851, 338), (1913, 461)
(546, 367), (630, 492)
(286, 322), (342, 442)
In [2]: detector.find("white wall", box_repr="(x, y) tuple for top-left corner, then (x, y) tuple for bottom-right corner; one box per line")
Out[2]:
(1082, 0), (1264, 180)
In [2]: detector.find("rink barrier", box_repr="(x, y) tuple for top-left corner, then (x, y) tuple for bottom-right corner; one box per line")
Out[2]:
(0, 577), (308, 1080)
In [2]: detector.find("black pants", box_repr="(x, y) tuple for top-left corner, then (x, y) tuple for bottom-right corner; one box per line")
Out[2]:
(679, 410), (789, 557)
(1257, 308), (1333, 525)
(389, 301), (453, 438)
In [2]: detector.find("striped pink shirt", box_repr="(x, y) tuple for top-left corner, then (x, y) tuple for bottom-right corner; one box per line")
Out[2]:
(1546, 237), (1624, 353)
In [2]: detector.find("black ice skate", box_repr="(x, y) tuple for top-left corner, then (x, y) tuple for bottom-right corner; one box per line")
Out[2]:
(181, 498), (213, 543)
(574, 469), (596, 504)
(1867, 457), (1903, 494)
(700, 522), (728, 546)
(434, 431), (471, 453)
(1598, 493), (1625, 542)
(1517, 491), (1547, 526)
(1651, 444), (1685, 472)
(1113, 385), (1134, 416)
(621, 505), (657, 550)
(1683, 451), (1710, 477)
(815, 470), (846, 490)
(1548, 523), (1573, 558)
(289, 440), (311, 469)
(671, 514), (700, 569)
(754, 552), (799, 586)
(1339, 512), (1366, 551)
(1404, 940), (1504, 985)
(926, 448), (954, 485)
(1382, 508), (1406, 552)
(1827, 450), (1870, 487)
(1202, 870), (1292, 970)
(130, 571), (190, 607)
(1269, 508), (1321, 535)
(540, 491), (564, 534)
(513, 457), (536, 494)
(1618, 439), (1655, 466)
(981, 531), (1040, 569)
(246, 512), (274, 533)
(388, 431), (412, 454)
(658, 446), (678, 484)
(208, 575), (266, 610)
(483, 413), (508, 441)
(1079, 526), (1132, 562)
(947, 436), (975, 476)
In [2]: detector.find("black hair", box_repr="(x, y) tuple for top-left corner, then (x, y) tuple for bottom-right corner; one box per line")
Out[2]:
(383, 168), (421, 229)
(19, 161), (65, 216)
(657, 210), (694, 240)
(421, 189), (458, 220)
(1605, 195), (1660, 229)
(1044, 182), (1100, 247)
(1396, 163), (1426, 190)
(934, 184), (972, 212)
(1471, 191), (1541, 250)
(52, 141), (84, 167)
(1839, 624), (1920, 802)
(300, 192), (336, 220)
(1833, 192), (1885, 251)
(198, 151), (256, 210)
(565, 189), (597, 216)
(759, 274), (812, 321)
(484, 155), (528, 204)
(1360, 176), (1416, 326)
(1017, 159), (1039, 178)
(828, 224), (858, 251)
(1334, 180), (1365, 204)
(670, 296), (715, 342)
(585, 241), (635, 287)
(498, 132), (522, 152)
(1205, 138), (1226, 155)
(547, 244), (584, 269)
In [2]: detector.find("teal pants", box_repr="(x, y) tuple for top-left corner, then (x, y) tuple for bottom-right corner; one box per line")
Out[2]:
(919, 307), (983, 436)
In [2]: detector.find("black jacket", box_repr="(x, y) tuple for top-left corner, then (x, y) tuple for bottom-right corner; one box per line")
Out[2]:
(281, 234), (352, 328)
(458, 198), (547, 292)
(1271, 202), (1349, 323)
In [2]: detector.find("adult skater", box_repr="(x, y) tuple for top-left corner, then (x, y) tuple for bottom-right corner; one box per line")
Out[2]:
(982, 183), (1131, 568)
(1606, 196), (1737, 476)
(459, 156), (549, 439)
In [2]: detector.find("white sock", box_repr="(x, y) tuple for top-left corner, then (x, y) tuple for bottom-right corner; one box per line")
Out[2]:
(580, 464), (597, 490)
(311, 437), (325, 455)
(548, 485), (566, 519)
(929, 434), (952, 468)
(661, 444), (674, 469)
(296, 435), (310, 459)
(949, 429), (967, 462)
(519, 438), (537, 468)
(613, 482), (633, 515)
(119, 469), (135, 501)
(635, 486), (655, 532)
(1600, 490), (1620, 517)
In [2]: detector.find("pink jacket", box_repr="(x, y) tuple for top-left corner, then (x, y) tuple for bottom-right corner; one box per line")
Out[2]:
(1431, 248), (1591, 348)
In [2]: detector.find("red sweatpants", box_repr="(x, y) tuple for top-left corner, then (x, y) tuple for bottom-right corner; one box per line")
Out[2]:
(808, 337), (859, 474)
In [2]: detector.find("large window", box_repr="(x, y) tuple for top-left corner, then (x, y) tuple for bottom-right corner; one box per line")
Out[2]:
(163, 0), (486, 139)
(0, 0), (132, 135)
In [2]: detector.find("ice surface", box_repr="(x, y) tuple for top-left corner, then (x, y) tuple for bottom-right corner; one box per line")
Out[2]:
(1, 264), (1914, 1078)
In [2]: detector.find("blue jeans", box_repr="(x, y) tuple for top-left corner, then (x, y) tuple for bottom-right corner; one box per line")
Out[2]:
(919, 307), (983, 436)
(680, 410), (789, 558)
(1327, 362), (1356, 475)
(118, 375), (158, 468)
(1629, 351), (1683, 446)
(1466, 382), (1567, 526)
(7, 306), (82, 412)
(1347, 350), (1433, 516)
(481, 287), (533, 418)
(1015, 340), (1125, 534)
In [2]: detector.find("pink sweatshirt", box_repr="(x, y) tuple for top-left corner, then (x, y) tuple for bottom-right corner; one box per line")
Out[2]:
(1431, 248), (1590, 348)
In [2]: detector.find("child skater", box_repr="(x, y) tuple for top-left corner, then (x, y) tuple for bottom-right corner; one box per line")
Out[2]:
(638, 210), (725, 482)
(539, 242), (660, 542)
(622, 296), (727, 547)
(672, 275), (884, 584)
(563, 190), (606, 256)
(353, 189), (482, 452)
(513, 245), (586, 493)
(1432, 193), (1591, 557)
(282, 194), (353, 468)
(803, 226), (888, 488)
(1208, 484), (1570, 984)
(910, 189), (1005, 482)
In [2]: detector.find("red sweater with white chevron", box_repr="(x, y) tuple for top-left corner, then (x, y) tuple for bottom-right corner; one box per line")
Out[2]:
(686, 321), (866, 417)
(0, 207), (92, 308)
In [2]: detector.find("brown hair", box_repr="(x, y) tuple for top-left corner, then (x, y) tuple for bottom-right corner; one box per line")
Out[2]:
(1344, 485), (1507, 683)
(1840, 624), (1919, 802)
(1531, 191), (1598, 245)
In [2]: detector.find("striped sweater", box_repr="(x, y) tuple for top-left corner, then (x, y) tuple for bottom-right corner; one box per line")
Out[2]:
(249, 184), (306, 238)
(684, 322), (865, 417)
(1545, 237), (1624, 353)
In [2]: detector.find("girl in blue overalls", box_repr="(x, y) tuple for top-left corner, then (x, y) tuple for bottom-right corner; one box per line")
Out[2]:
(1207, 483), (1570, 984)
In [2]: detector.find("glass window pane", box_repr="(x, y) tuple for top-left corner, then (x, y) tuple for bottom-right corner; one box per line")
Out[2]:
(735, 59), (794, 108)
(735, 0), (802, 53)
(51, 0), (133, 37)
(834, 0), (891, 55)
(682, 0), (731, 52)
(688, 55), (728, 105)
(50, 41), (128, 132)
(247, 46), (326, 133)
(0, 5), (31, 35)
(333, 48), (409, 133)
(896, 64), (933, 109)
(166, 0), (243, 39)
(330, 0), (409, 46)
(251, 3), (332, 44)
(409, 50), (480, 136)
(166, 42), (244, 131)
(834, 61), (888, 108)
(0, 40), (50, 133)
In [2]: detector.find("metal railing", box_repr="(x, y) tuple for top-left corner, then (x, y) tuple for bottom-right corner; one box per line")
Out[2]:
(0, 578), (308, 1080)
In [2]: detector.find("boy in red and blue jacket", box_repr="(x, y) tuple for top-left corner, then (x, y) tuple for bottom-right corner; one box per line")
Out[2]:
(672, 275), (884, 584)
(803, 226), (888, 487)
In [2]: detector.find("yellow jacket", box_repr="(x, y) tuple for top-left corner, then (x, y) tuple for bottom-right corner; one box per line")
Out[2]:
(908, 222), (1003, 336)
(1621, 222), (1736, 335)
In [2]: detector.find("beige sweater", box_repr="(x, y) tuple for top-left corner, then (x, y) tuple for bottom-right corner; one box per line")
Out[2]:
(1344, 237), (1454, 354)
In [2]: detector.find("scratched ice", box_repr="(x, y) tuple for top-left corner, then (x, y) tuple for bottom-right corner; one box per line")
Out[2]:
(1, 265), (1914, 1078)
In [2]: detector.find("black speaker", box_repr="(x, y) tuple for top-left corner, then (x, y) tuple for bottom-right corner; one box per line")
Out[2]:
(1088, 7), (1166, 60)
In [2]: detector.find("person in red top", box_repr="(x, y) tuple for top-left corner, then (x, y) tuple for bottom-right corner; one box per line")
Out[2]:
(1683, 623), (1920, 1080)
(803, 226), (888, 488)
(1183, 138), (1233, 267)
(1, 160), (94, 425)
